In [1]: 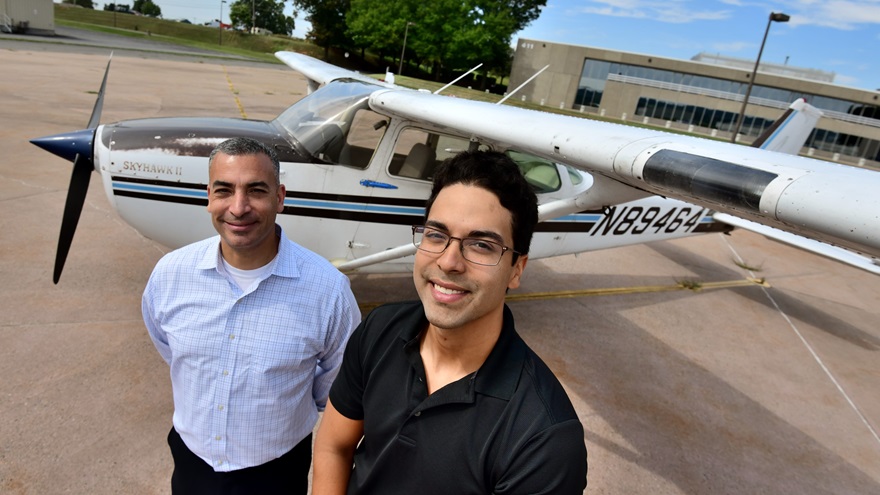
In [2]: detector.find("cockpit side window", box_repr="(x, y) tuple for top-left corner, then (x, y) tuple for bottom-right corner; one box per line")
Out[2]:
(389, 128), (483, 181)
(337, 109), (386, 169)
(564, 164), (585, 186)
(272, 80), (385, 168)
(506, 150), (562, 193)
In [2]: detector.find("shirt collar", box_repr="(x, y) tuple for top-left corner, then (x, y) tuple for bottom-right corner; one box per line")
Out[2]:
(195, 224), (299, 279)
(399, 303), (525, 401)
(472, 305), (525, 400)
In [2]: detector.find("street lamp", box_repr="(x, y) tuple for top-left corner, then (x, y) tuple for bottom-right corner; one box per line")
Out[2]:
(398, 21), (416, 75)
(730, 11), (790, 143)
(219, 0), (227, 46)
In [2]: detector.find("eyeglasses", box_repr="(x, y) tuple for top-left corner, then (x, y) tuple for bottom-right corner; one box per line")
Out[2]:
(412, 225), (519, 266)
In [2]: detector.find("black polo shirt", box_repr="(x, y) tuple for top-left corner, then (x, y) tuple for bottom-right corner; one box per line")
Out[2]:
(329, 301), (587, 494)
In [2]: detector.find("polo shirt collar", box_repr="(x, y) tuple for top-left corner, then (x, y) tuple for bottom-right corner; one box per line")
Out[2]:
(399, 304), (525, 402)
(473, 305), (525, 400)
(194, 224), (299, 279)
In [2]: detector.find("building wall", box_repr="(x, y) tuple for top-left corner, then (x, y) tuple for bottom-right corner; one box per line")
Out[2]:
(0, 0), (54, 35)
(509, 38), (880, 168)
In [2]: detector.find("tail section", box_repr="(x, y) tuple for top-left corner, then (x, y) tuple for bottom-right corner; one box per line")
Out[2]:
(750, 98), (823, 155)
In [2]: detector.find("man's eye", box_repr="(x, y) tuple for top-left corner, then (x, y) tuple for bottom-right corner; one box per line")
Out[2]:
(466, 239), (498, 253)
(424, 231), (448, 242)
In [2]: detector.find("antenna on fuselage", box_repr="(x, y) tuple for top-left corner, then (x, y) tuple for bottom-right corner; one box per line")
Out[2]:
(497, 64), (549, 105)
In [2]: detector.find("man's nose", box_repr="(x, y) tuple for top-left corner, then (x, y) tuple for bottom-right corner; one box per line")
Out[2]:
(229, 191), (250, 216)
(436, 238), (466, 272)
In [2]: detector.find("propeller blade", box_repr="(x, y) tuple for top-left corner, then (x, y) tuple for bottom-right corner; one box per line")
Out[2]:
(87, 54), (112, 130)
(54, 152), (94, 284)
(44, 54), (111, 283)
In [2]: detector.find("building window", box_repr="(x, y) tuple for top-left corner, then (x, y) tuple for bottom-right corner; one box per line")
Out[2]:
(575, 59), (879, 123)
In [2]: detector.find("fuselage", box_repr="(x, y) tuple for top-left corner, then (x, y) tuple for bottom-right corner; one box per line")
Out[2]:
(94, 79), (729, 272)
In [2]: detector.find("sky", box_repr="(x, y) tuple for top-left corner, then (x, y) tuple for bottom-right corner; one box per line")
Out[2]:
(107, 0), (880, 91)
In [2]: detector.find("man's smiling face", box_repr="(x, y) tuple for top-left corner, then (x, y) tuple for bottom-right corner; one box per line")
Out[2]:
(413, 183), (526, 332)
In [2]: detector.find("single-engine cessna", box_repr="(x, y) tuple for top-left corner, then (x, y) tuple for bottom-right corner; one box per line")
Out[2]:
(31, 52), (880, 283)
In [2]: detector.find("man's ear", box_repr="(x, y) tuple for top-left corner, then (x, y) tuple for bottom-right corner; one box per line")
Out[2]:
(276, 184), (286, 213)
(507, 255), (528, 290)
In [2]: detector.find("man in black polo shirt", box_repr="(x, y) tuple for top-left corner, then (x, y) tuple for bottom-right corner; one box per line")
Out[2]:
(313, 150), (588, 494)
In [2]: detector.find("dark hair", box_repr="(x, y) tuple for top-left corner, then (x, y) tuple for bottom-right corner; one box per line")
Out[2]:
(209, 137), (280, 185)
(425, 150), (538, 263)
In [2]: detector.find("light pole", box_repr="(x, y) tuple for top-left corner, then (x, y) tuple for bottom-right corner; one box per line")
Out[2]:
(398, 21), (415, 75)
(730, 11), (790, 143)
(219, 0), (227, 45)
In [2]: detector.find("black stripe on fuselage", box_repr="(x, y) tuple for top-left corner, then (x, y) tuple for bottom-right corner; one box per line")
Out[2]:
(111, 177), (727, 234)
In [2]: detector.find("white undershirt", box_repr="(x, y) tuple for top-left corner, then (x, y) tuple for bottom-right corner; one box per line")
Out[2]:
(220, 256), (275, 292)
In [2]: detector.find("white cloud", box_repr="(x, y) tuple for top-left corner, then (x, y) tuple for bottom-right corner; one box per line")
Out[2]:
(783, 0), (880, 29)
(580, 0), (732, 23)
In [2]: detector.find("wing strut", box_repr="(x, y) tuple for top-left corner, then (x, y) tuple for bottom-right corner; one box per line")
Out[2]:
(497, 65), (549, 105)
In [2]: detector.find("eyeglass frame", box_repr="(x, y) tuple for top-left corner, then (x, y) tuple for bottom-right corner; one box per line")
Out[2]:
(411, 225), (520, 266)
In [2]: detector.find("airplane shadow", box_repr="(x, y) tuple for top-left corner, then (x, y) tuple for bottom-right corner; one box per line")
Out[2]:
(514, 295), (879, 493)
(644, 240), (880, 351)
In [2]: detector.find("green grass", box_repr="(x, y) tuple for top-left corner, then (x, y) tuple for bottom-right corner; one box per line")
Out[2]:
(55, 4), (322, 62)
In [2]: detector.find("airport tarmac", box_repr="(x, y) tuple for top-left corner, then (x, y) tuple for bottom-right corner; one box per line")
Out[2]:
(1, 41), (879, 494)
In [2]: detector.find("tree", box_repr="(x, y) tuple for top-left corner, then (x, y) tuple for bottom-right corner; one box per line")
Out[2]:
(346, 0), (416, 62)
(229, 0), (295, 35)
(132, 0), (161, 17)
(345, 0), (540, 80)
(293, 0), (351, 58)
(65, 0), (95, 8)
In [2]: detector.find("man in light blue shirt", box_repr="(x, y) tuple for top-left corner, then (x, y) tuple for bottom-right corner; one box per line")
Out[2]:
(142, 137), (360, 494)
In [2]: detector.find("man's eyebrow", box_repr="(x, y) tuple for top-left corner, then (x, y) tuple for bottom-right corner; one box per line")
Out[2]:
(424, 220), (505, 244)
(210, 180), (271, 189)
(467, 230), (505, 244)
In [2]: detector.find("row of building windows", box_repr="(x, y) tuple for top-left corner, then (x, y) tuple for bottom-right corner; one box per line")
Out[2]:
(576, 59), (879, 119)
(634, 97), (880, 162)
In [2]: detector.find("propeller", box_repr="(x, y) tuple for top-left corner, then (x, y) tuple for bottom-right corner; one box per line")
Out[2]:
(30, 55), (112, 284)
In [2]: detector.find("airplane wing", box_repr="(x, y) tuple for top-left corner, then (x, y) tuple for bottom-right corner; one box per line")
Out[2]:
(276, 51), (395, 92)
(367, 89), (880, 259)
(275, 51), (879, 266)
(713, 213), (880, 275)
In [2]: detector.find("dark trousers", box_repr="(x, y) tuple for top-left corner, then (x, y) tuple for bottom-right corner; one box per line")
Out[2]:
(167, 427), (311, 495)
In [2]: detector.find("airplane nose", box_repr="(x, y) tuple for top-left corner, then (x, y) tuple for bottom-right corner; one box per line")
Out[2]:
(30, 128), (95, 163)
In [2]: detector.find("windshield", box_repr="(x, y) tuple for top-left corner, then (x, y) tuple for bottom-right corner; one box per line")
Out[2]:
(273, 79), (380, 161)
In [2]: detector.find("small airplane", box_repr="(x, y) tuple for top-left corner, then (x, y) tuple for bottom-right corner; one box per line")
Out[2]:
(31, 52), (880, 283)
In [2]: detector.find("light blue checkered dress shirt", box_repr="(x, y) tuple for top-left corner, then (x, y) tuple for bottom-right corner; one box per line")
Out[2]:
(142, 226), (360, 471)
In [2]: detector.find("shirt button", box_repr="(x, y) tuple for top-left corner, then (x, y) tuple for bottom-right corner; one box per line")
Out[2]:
(223, 370), (229, 376)
(229, 334), (235, 340)
(414, 411), (421, 417)
(216, 435), (222, 440)
(218, 405), (224, 411)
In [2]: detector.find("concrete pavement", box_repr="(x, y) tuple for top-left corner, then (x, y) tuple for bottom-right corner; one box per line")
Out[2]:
(1, 42), (879, 494)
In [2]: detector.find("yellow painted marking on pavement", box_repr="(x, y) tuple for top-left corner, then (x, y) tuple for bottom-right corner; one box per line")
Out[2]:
(223, 66), (248, 118)
(505, 277), (768, 302)
(358, 278), (768, 312)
